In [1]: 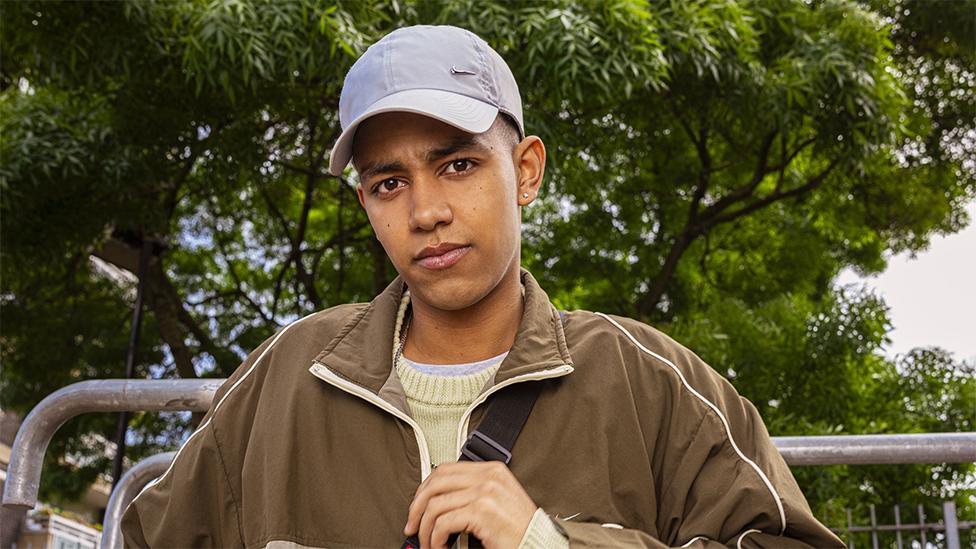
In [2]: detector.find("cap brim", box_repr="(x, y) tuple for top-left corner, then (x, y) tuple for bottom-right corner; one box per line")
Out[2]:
(328, 88), (499, 176)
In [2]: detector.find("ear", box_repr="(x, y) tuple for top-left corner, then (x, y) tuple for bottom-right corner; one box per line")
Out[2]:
(356, 183), (367, 209)
(514, 136), (546, 206)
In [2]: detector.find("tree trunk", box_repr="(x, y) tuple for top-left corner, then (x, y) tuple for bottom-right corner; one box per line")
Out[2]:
(637, 230), (695, 319)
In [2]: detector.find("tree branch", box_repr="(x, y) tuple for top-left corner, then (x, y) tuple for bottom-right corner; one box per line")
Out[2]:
(144, 261), (199, 380)
(213, 235), (274, 325)
(697, 130), (778, 221)
(636, 230), (693, 319)
(260, 187), (292, 237)
(292, 165), (322, 309)
(766, 135), (816, 174)
(92, 241), (192, 380)
(707, 158), (840, 227)
(162, 123), (223, 223)
(93, 236), (237, 378)
(185, 289), (240, 307)
(309, 221), (371, 279)
(335, 183), (346, 300)
(148, 258), (239, 377)
(636, 153), (841, 319)
(687, 125), (711, 221)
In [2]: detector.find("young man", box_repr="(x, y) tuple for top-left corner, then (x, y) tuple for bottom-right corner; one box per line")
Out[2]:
(122, 25), (843, 548)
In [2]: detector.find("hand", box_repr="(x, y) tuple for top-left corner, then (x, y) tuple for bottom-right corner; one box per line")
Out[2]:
(404, 461), (538, 549)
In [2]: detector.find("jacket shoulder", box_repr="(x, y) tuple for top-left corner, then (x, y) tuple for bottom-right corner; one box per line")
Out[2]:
(561, 310), (750, 430)
(207, 302), (369, 415)
(563, 311), (799, 539)
(561, 310), (718, 381)
(278, 302), (369, 344)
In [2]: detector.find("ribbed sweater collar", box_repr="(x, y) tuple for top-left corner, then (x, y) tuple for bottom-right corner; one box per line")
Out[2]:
(395, 355), (504, 406)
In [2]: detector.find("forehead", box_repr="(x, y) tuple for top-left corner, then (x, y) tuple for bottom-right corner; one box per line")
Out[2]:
(351, 112), (498, 171)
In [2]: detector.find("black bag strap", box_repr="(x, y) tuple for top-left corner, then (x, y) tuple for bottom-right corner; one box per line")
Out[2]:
(460, 309), (565, 463)
(401, 310), (567, 549)
(459, 380), (543, 463)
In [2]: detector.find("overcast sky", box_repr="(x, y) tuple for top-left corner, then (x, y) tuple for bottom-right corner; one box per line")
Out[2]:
(836, 201), (976, 364)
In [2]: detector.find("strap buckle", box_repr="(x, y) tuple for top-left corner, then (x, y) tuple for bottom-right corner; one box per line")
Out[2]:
(461, 430), (512, 464)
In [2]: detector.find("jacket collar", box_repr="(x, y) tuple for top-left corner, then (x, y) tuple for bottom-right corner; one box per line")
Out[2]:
(312, 268), (574, 399)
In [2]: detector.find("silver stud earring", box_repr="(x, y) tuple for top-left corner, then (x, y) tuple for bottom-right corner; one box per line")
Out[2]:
(522, 193), (530, 199)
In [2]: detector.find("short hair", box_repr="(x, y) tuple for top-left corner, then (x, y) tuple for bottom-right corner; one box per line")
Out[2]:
(495, 113), (522, 151)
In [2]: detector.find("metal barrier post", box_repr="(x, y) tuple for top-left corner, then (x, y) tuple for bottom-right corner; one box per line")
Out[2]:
(918, 504), (927, 547)
(1, 379), (220, 510)
(100, 452), (175, 549)
(944, 501), (961, 549)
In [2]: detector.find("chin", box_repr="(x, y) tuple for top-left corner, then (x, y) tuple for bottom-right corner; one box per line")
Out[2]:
(404, 269), (494, 311)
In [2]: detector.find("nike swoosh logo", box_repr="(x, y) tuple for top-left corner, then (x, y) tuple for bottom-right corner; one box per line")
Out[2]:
(450, 66), (476, 75)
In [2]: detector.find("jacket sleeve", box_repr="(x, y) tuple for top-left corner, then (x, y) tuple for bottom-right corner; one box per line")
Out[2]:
(553, 521), (835, 548)
(648, 368), (845, 548)
(120, 335), (278, 548)
(553, 402), (844, 548)
(555, 317), (844, 548)
(120, 423), (242, 547)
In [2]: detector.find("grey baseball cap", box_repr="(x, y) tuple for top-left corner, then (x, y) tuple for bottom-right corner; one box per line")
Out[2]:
(328, 25), (524, 176)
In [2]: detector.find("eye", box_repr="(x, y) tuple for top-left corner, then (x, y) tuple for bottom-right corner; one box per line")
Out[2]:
(444, 159), (476, 175)
(372, 178), (405, 196)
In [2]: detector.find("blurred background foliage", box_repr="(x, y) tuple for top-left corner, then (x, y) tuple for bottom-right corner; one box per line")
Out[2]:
(1, 0), (973, 534)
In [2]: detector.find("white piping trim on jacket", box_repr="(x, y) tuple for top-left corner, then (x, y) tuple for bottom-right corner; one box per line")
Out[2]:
(127, 312), (320, 511)
(454, 365), (574, 456)
(680, 535), (710, 547)
(737, 529), (762, 548)
(309, 362), (433, 480)
(595, 313), (787, 535)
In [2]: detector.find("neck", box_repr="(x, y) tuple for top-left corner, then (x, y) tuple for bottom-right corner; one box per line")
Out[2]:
(403, 267), (523, 365)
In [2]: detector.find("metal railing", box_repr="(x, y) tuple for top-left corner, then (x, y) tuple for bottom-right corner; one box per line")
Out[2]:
(833, 501), (974, 549)
(2, 379), (975, 549)
(2, 379), (220, 509)
(100, 452), (175, 549)
(774, 433), (976, 465)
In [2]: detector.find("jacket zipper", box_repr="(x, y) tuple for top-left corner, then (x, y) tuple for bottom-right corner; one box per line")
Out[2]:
(311, 362), (571, 549)
(454, 365), (574, 456)
(309, 362), (433, 480)
(453, 364), (573, 549)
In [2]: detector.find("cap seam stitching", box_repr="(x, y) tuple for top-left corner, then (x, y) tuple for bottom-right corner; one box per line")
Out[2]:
(467, 31), (494, 104)
(385, 39), (396, 91)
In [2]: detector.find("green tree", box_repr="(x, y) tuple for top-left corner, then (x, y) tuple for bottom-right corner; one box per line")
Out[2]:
(1, 0), (972, 532)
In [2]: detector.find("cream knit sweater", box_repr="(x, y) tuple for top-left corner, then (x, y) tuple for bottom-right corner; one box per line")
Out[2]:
(393, 294), (568, 548)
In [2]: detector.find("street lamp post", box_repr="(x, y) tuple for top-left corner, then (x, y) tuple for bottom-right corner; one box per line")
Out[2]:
(110, 238), (153, 488)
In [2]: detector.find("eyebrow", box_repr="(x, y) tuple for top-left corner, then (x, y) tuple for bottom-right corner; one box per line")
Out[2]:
(357, 134), (493, 182)
(424, 134), (491, 162)
(357, 160), (407, 183)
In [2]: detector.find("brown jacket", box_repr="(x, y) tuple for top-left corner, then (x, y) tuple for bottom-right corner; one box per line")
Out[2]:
(122, 270), (843, 548)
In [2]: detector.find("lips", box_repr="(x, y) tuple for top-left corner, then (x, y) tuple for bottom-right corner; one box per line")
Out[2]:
(415, 243), (471, 270)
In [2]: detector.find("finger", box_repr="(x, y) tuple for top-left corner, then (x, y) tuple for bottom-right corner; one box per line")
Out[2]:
(406, 467), (487, 533)
(413, 462), (469, 492)
(417, 462), (512, 499)
(418, 488), (479, 546)
(407, 462), (518, 535)
(413, 461), (484, 496)
(428, 507), (475, 549)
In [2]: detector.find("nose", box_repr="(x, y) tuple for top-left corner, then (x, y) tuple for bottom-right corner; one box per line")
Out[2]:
(408, 178), (453, 231)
